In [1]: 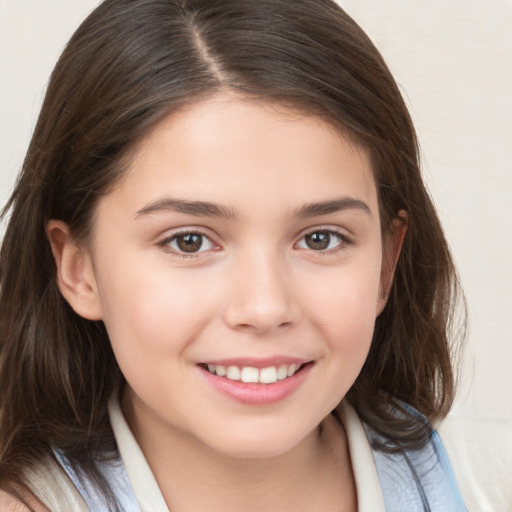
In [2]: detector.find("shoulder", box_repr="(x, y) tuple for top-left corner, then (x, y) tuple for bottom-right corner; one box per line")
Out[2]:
(343, 401), (466, 511)
(0, 488), (49, 512)
(20, 456), (89, 512)
(437, 414), (512, 511)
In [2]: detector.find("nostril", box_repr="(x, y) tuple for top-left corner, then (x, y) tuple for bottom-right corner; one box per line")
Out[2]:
(222, 268), (301, 333)
(229, 316), (295, 335)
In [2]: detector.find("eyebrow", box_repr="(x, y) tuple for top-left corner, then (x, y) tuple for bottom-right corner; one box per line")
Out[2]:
(135, 196), (371, 220)
(135, 198), (239, 220)
(293, 197), (372, 218)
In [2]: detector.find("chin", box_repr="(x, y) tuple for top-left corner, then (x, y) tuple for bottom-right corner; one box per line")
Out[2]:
(203, 423), (318, 461)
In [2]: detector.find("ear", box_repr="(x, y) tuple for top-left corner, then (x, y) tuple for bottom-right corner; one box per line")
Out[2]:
(376, 211), (408, 316)
(46, 220), (103, 320)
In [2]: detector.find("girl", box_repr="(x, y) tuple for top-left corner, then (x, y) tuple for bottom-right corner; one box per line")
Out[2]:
(0, 0), (471, 510)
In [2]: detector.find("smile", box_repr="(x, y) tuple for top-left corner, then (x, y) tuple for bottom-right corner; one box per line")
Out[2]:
(198, 359), (313, 404)
(205, 363), (302, 384)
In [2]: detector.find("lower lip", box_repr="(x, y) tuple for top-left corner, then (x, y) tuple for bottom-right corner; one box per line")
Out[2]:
(198, 364), (313, 405)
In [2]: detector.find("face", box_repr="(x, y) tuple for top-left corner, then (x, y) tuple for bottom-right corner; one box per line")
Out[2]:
(57, 95), (397, 459)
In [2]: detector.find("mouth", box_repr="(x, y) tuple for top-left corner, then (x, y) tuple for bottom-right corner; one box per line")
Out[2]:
(197, 359), (313, 404)
(200, 362), (306, 385)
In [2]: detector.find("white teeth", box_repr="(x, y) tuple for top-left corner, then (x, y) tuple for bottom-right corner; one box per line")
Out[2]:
(259, 366), (278, 384)
(206, 363), (302, 384)
(277, 364), (289, 380)
(226, 366), (241, 381)
(215, 365), (226, 377)
(240, 367), (259, 383)
(287, 363), (298, 377)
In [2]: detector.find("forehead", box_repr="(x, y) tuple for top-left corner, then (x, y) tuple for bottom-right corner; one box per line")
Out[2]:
(107, 94), (378, 217)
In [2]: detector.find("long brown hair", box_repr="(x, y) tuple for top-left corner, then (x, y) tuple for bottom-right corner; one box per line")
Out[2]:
(0, 0), (464, 499)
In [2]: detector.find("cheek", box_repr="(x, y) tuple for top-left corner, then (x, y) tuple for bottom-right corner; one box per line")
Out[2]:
(302, 259), (382, 359)
(307, 262), (381, 323)
(294, 266), (381, 420)
(95, 260), (220, 363)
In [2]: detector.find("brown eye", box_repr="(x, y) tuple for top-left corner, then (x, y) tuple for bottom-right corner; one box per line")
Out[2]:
(298, 230), (344, 251)
(168, 233), (214, 253)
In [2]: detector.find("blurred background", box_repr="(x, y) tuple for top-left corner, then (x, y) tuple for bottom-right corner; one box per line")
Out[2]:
(1, 0), (511, 417)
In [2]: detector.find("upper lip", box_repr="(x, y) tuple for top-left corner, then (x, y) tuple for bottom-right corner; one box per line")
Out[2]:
(199, 356), (311, 368)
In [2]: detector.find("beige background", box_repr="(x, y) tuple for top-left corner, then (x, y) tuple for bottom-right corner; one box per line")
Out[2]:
(1, 0), (511, 417)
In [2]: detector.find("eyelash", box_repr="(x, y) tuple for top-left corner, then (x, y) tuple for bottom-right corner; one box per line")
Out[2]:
(158, 227), (353, 259)
(295, 228), (353, 254)
(158, 229), (218, 259)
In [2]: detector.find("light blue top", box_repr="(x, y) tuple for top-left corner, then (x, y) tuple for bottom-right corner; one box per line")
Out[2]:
(55, 402), (466, 512)
(363, 425), (466, 511)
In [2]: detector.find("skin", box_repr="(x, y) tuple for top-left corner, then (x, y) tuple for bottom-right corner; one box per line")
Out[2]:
(0, 488), (50, 512)
(47, 94), (405, 511)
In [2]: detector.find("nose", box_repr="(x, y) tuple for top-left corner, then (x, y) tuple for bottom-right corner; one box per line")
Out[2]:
(223, 250), (301, 335)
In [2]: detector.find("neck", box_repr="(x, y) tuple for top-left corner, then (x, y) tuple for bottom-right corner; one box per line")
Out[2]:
(122, 391), (357, 512)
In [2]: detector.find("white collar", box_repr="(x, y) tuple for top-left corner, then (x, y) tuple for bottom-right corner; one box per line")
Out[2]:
(109, 397), (170, 512)
(338, 401), (386, 511)
(109, 398), (385, 512)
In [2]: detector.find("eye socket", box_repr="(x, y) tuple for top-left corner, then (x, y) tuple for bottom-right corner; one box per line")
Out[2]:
(165, 232), (215, 254)
(296, 230), (346, 251)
